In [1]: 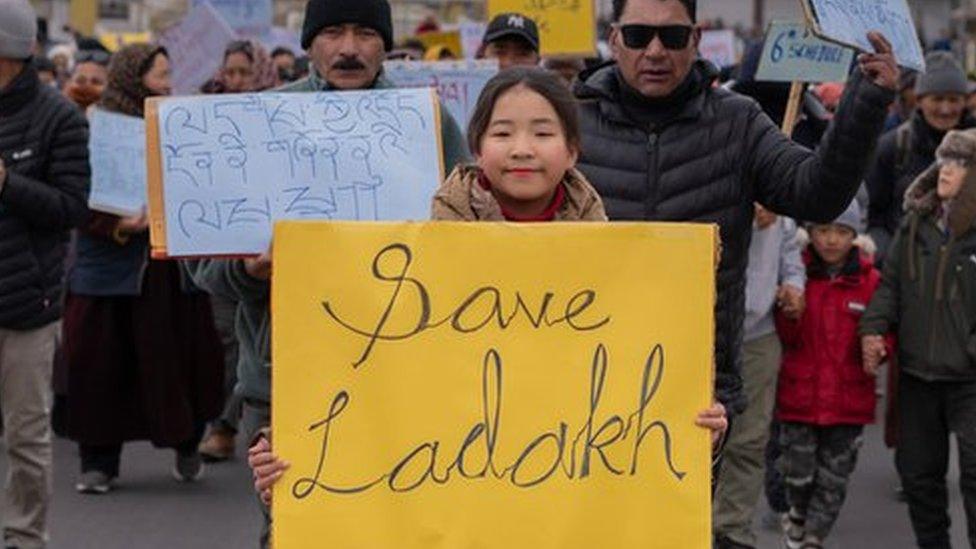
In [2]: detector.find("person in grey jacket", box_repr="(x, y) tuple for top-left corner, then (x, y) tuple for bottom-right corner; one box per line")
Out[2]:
(573, 0), (899, 422)
(714, 205), (805, 549)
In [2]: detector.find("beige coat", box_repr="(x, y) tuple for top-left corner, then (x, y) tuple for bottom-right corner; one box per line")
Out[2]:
(431, 165), (608, 222)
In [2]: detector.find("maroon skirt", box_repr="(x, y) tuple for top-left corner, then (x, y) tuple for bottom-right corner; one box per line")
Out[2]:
(63, 260), (224, 447)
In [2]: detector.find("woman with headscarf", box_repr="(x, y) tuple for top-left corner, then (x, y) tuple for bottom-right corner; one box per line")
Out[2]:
(200, 39), (279, 94)
(63, 44), (224, 494)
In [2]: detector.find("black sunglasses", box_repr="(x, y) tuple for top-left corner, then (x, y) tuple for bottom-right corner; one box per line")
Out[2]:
(617, 24), (694, 50)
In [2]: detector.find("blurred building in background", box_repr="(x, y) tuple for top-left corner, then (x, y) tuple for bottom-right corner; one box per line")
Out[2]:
(24, 0), (975, 71)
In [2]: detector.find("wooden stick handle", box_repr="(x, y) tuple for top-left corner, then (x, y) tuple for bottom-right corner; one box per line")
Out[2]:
(781, 81), (804, 136)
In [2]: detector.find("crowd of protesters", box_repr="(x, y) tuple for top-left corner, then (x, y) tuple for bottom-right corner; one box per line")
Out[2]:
(3, 0), (976, 547)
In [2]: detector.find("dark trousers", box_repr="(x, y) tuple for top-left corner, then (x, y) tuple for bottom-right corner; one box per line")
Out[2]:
(896, 373), (976, 549)
(80, 422), (206, 477)
(765, 419), (789, 513)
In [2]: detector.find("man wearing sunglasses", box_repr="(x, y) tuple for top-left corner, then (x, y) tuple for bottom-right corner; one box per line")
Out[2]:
(573, 0), (898, 518)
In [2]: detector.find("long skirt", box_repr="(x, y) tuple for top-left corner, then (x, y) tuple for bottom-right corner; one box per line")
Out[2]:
(63, 261), (224, 448)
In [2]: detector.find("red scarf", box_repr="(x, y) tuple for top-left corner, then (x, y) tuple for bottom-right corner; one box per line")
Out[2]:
(477, 172), (566, 222)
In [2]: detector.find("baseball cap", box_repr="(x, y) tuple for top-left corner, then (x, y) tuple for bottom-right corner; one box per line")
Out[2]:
(482, 13), (540, 52)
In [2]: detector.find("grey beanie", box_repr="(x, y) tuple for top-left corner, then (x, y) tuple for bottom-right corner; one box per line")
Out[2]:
(810, 200), (862, 234)
(915, 51), (967, 97)
(831, 200), (863, 234)
(0, 0), (36, 60)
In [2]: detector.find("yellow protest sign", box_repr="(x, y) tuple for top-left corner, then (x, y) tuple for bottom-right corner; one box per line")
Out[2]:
(272, 221), (715, 548)
(487, 0), (597, 56)
(97, 32), (153, 52)
(416, 31), (464, 59)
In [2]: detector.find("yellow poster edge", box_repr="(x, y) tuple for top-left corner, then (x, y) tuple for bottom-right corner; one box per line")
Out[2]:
(145, 96), (169, 259)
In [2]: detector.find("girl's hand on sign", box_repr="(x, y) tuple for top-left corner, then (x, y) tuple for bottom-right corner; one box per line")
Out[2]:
(248, 436), (289, 506)
(858, 31), (900, 91)
(244, 247), (273, 281)
(695, 402), (728, 452)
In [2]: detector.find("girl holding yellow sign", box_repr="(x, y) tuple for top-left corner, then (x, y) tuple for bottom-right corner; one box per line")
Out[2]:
(249, 68), (730, 511)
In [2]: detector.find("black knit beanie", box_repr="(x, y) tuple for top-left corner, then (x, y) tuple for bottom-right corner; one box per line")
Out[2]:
(301, 0), (393, 52)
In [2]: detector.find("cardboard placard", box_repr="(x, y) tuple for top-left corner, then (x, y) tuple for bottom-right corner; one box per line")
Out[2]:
(145, 89), (444, 258)
(486, 0), (596, 56)
(804, 0), (925, 72)
(756, 21), (855, 83)
(271, 221), (716, 549)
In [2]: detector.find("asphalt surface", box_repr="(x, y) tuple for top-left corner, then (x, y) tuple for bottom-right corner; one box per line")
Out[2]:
(0, 408), (966, 548)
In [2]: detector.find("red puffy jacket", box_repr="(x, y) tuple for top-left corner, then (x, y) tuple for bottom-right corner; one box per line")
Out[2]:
(775, 248), (883, 426)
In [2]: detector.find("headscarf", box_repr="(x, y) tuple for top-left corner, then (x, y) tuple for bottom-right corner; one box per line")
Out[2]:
(99, 43), (166, 117)
(213, 39), (278, 93)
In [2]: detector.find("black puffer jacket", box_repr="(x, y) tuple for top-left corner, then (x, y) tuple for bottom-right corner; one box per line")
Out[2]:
(573, 62), (893, 413)
(0, 66), (90, 329)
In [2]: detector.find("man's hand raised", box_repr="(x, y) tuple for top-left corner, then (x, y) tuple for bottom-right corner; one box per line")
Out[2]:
(858, 31), (900, 91)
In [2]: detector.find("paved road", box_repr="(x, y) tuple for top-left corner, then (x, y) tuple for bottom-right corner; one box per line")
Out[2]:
(0, 416), (967, 548)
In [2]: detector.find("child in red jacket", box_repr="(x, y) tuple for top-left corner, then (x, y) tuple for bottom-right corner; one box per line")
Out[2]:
(775, 201), (886, 549)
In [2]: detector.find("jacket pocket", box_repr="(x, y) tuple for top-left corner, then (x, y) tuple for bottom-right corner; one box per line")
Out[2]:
(778, 358), (815, 414)
(951, 258), (976, 364)
(841, 363), (876, 420)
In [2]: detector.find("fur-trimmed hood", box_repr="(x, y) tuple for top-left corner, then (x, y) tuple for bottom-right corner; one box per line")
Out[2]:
(903, 129), (976, 237)
(431, 165), (608, 222)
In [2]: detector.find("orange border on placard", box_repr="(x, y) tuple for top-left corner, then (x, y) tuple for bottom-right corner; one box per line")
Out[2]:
(145, 96), (169, 259)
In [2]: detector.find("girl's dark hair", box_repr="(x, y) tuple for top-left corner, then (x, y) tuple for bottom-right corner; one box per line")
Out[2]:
(612, 0), (695, 22)
(224, 40), (255, 63)
(467, 67), (581, 155)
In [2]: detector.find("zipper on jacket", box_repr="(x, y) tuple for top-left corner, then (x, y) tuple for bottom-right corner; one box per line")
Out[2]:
(645, 130), (659, 217)
(928, 243), (951, 364)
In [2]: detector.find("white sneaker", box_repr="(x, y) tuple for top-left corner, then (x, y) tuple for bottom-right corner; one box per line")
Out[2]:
(75, 471), (113, 494)
(783, 509), (805, 549)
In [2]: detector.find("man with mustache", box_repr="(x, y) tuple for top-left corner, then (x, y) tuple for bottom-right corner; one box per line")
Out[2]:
(277, 0), (466, 171)
(184, 0), (467, 546)
(573, 3), (898, 546)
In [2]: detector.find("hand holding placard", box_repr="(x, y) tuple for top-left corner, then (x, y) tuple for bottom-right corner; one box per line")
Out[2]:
(857, 31), (900, 91)
(805, 0), (924, 71)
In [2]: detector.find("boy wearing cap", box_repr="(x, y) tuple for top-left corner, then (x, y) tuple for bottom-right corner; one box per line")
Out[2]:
(479, 13), (541, 70)
(775, 201), (885, 549)
(0, 0), (90, 546)
(862, 129), (976, 549)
